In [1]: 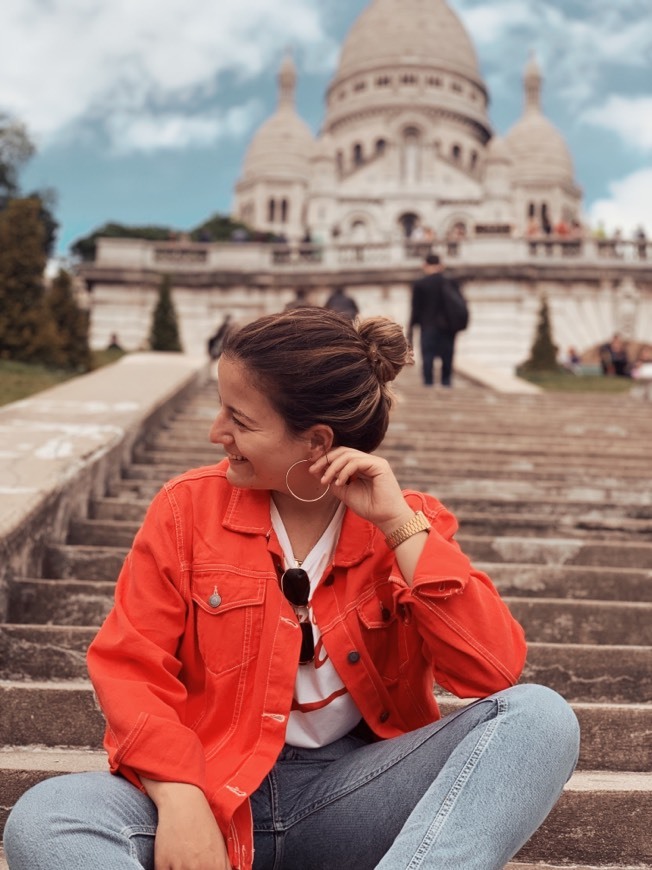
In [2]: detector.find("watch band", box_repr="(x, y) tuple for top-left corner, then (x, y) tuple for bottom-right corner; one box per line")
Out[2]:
(385, 510), (431, 550)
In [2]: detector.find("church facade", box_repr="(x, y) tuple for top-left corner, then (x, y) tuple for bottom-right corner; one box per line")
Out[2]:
(233, 0), (582, 247)
(79, 0), (651, 373)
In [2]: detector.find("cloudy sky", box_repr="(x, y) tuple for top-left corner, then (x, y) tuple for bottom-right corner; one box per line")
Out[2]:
(2, 0), (651, 255)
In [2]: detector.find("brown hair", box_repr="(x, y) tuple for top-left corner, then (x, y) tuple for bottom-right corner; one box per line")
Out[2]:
(222, 307), (410, 452)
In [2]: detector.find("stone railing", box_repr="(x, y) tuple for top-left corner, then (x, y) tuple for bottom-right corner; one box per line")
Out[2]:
(92, 235), (652, 275)
(0, 354), (208, 615)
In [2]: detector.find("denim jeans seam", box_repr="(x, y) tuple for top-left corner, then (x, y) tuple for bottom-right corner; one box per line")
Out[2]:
(403, 696), (507, 869)
(277, 700), (498, 829)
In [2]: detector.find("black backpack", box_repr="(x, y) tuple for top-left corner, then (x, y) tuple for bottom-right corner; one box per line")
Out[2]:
(440, 276), (469, 334)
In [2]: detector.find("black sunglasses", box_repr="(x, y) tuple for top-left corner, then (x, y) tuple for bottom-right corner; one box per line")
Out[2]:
(280, 566), (314, 665)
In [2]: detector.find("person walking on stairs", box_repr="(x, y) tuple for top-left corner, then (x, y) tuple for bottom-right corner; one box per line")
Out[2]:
(409, 253), (468, 388)
(5, 307), (578, 870)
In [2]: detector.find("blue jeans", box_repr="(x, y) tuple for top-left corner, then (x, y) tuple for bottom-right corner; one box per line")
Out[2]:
(421, 328), (455, 387)
(4, 684), (579, 870)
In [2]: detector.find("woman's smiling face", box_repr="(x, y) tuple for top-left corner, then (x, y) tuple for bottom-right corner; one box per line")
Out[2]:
(210, 355), (309, 493)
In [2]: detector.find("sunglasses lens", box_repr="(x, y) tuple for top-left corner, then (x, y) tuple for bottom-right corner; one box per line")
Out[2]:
(282, 568), (310, 607)
(299, 622), (314, 664)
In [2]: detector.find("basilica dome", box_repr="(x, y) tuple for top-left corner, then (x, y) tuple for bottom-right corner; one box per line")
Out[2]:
(324, 0), (491, 142)
(240, 56), (314, 182)
(504, 56), (575, 187)
(336, 0), (482, 83)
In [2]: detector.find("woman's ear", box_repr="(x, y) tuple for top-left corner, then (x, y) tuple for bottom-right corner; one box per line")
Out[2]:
(307, 424), (335, 457)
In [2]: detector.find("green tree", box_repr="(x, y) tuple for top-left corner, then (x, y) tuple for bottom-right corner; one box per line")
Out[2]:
(190, 212), (253, 242)
(0, 197), (61, 364)
(149, 275), (183, 352)
(71, 222), (174, 261)
(0, 113), (35, 199)
(46, 269), (92, 371)
(521, 296), (561, 373)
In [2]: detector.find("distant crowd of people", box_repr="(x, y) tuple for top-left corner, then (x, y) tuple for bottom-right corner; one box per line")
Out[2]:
(563, 335), (652, 380)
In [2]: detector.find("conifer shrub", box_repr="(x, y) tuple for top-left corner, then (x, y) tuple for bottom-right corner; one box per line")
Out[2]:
(520, 295), (562, 373)
(149, 275), (183, 352)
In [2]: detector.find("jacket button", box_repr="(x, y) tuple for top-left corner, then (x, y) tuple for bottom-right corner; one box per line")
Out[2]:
(208, 587), (222, 608)
(379, 710), (390, 723)
(323, 574), (335, 587)
(348, 651), (361, 664)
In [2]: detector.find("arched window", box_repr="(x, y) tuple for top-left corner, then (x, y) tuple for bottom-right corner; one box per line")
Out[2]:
(336, 151), (344, 174)
(353, 143), (364, 166)
(375, 138), (387, 156)
(268, 198), (276, 223)
(351, 220), (368, 243)
(451, 144), (462, 163)
(470, 150), (478, 171)
(398, 212), (419, 239)
(401, 127), (421, 183)
(281, 198), (289, 223)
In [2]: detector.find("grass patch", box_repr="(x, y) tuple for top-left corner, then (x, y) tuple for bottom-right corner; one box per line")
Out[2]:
(0, 350), (126, 407)
(518, 370), (634, 393)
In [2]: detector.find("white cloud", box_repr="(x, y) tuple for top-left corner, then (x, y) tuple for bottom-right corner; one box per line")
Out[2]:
(106, 101), (263, 153)
(459, 1), (536, 47)
(0, 0), (333, 152)
(588, 168), (652, 235)
(456, 0), (652, 111)
(581, 96), (652, 151)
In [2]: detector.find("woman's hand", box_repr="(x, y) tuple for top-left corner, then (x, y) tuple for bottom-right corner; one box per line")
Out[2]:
(141, 779), (232, 870)
(310, 447), (414, 536)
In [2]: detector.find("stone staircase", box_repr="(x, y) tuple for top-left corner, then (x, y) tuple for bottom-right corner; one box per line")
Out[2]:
(1, 367), (651, 869)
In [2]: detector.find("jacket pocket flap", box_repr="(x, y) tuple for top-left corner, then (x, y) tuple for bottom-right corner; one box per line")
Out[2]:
(191, 572), (267, 616)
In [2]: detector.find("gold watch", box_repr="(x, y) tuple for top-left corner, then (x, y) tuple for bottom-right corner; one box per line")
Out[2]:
(385, 511), (431, 550)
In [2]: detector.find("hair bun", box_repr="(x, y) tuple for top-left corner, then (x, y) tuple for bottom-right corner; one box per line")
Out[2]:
(357, 317), (411, 384)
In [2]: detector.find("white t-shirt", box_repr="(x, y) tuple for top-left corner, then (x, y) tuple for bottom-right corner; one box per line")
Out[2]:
(271, 501), (362, 748)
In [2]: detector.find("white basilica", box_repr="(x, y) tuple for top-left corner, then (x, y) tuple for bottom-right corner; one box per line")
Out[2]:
(233, 0), (582, 245)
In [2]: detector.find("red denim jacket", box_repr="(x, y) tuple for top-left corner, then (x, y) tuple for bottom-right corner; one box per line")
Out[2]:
(87, 461), (526, 870)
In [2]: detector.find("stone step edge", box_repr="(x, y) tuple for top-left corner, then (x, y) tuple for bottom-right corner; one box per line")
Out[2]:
(4, 679), (652, 712)
(1, 748), (650, 794)
(0, 848), (642, 870)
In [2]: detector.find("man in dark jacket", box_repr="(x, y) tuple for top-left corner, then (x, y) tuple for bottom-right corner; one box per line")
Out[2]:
(409, 253), (457, 387)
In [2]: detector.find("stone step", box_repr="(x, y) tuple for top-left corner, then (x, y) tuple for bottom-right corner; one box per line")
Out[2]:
(484, 563), (652, 603)
(457, 512), (652, 541)
(90, 493), (652, 526)
(523, 642), (652, 704)
(135, 441), (652, 472)
(152, 428), (652, 460)
(0, 625), (96, 680)
(0, 682), (105, 748)
(9, 578), (651, 648)
(2, 625), (649, 703)
(7, 579), (114, 625)
(458, 534), (652, 569)
(67, 518), (140, 548)
(2, 682), (650, 773)
(43, 544), (128, 581)
(61, 522), (652, 570)
(443, 497), (652, 520)
(107, 474), (652, 507)
(513, 771), (652, 867)
(504, 598), (652, 646)
(126, 448), (652, 486)
(0, 755), (649, 867)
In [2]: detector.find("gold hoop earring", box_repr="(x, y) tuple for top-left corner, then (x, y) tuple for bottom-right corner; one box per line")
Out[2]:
(285, 459), (331, 503)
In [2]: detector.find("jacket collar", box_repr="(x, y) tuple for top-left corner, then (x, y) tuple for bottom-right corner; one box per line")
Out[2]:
(221, 476), (375, 568)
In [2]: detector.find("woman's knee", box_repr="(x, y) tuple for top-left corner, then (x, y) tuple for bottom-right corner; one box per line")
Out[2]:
(503, 683), (580, 760)
(4, 775), (71, 860)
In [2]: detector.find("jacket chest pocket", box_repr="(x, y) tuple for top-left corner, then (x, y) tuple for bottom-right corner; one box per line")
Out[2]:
(356, 582), (407, 684)
(191, 571), (267, 677)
